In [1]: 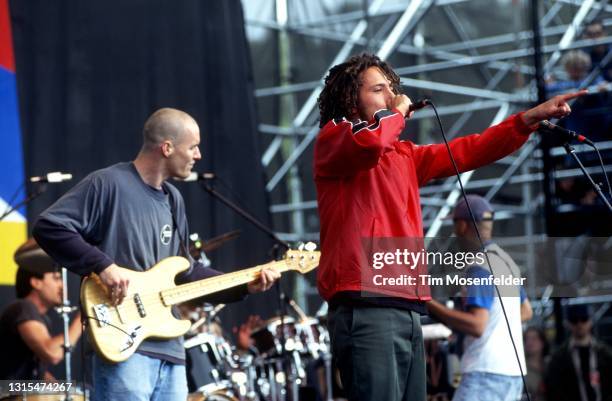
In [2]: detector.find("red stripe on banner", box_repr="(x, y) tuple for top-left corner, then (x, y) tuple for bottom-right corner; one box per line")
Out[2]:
(0, 0), (15, 73)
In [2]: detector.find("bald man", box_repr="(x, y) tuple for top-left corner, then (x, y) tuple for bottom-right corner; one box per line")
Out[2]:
(33, 108), (280, 401)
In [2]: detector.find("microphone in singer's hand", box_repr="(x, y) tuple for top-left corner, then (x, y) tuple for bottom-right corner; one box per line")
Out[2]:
(408, 99), (431, 114)
(539, 121), (594, 147)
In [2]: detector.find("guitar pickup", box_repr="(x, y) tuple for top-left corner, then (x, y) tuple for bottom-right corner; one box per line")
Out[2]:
(92, 304), (110, 328)
(133, 293), (146, 318)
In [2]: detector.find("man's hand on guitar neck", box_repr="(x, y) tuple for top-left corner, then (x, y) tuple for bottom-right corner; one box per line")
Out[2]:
(247, 267), (281, 294)
(99, 263), (131, 305)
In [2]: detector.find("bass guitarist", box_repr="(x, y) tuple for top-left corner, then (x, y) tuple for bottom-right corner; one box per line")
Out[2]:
(33, 108), (280, 401)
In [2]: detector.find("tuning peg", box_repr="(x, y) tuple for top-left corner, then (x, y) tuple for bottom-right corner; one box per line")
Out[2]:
(304, 242), (317, 252)
(298, 242), (305, 251)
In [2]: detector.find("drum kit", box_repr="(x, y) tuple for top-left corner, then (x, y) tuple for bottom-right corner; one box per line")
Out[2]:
(183, 304), (332, 401)
(185, 232), (333, 401)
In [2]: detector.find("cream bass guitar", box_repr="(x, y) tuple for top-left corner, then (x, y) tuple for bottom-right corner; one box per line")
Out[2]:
(81, 248), (320, 363)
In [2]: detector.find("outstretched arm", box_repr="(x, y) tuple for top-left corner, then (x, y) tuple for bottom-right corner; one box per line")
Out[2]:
(410, 90), (589, 185)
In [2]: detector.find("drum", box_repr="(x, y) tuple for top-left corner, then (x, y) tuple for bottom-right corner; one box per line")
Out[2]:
(250, 316), (303, 355)
(187, 389), (239, 401)
(295, 318), (330, 359)
(185, 333), (234, 393)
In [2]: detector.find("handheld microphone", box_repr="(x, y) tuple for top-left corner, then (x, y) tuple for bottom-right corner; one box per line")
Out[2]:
(176, 172), (216, 182)
(539, 121), (594, 147)
(29, 172), (73, 183)
(408, 98), (432, 113)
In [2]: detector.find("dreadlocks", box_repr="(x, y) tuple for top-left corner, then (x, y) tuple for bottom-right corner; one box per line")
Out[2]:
(317, 53), (401, 127)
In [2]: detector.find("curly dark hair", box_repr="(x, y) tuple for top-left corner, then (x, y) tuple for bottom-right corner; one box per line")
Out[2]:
(317, 53), (401, 127)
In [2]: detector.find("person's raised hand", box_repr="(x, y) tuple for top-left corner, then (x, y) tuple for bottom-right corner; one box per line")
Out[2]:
(521, 90), (588, 126)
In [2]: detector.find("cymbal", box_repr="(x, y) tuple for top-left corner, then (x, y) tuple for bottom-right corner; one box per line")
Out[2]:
(14, 238), (58, 273)
(251, 315), (295, 334)
(200, 230), (241, 253)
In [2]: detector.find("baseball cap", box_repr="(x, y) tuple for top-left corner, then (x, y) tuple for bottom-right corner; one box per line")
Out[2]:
(14, 238), (59, 274)
(452, 195), (494, 222)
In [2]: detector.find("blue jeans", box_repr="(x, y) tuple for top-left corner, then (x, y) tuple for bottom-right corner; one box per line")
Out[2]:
(92, 353), (187, 401)
(452, 372), (523, 401)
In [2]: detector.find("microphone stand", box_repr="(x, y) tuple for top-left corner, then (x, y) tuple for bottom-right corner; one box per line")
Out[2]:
(198, 180), (297, 400)
(54, 267), (79, 400)
(562, 142), (612, 213)
(199, 181), (289, 249)
(0, 184), (47, 222)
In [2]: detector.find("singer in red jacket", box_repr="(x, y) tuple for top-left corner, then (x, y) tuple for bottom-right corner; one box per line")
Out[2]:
(314, 53), (585, 401)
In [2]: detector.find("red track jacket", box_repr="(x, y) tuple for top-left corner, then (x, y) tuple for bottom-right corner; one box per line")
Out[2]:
(313, 109), (535, 301)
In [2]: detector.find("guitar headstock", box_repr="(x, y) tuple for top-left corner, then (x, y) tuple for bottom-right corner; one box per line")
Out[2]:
(284, 242), (320, 274)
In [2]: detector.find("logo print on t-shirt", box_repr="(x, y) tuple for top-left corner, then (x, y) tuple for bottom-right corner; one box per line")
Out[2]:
(160, 224), (173, 245)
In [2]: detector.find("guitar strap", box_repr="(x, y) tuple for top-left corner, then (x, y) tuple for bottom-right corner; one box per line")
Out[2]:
(162, 182), (191, 259)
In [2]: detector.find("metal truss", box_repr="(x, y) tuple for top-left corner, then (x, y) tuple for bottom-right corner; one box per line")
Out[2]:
(242, 0), (612, 305)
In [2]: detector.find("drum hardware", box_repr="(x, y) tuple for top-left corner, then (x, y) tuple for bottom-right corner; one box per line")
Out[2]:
(55, 268), (75, 385)
(185, 333), (235, 393)
(0, 389), (87, 401)
(247, 302), (332, 401)
(187, 304), (227, 337)
(183, 296), (332, 401)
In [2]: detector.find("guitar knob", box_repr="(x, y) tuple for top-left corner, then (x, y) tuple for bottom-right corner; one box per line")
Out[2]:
(304, 242), (317, 252)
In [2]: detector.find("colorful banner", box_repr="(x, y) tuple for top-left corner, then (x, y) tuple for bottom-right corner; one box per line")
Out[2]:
(0, 0), (26, 285)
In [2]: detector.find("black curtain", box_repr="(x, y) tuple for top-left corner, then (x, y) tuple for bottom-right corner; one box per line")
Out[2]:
(6, 0), (280, 378)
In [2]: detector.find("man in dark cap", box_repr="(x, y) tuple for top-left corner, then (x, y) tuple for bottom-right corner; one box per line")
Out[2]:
(545, 304), (612, 401)
(427, 195), (532, 401)
(0, 239), (82, 380)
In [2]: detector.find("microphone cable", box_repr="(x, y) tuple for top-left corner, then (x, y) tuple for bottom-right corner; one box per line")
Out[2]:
(422, 99), (533, 401)
(595, 145), (612, 200)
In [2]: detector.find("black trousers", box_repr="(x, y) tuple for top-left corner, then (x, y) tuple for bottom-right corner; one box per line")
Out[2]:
(329, 305), (426, 401)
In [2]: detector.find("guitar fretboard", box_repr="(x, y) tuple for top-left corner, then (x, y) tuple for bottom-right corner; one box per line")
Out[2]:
(160, 260), (289, 305)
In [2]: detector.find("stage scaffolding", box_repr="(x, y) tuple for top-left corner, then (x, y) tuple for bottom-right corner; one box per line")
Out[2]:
(241, 0), (612, 315)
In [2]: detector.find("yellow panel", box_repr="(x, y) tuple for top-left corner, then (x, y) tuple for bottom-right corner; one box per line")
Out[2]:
(0, 221), (27, 285)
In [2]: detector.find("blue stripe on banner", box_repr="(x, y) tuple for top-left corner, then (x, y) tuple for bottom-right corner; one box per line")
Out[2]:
(0, 66), (25, 214)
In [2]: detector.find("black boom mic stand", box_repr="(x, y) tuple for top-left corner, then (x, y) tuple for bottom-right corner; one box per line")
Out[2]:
(560, 142), (612, 213)
(197, 178), (302, 401)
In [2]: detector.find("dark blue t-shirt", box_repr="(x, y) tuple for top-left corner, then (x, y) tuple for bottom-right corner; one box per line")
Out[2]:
(34, 162), (246, 362)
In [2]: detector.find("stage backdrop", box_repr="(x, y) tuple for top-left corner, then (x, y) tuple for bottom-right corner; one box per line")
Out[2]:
(4, 0), (283, 379)
(0, 0), (27, 286)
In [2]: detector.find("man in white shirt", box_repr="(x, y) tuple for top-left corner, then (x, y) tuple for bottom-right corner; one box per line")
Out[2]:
(427, 195), (533, 401)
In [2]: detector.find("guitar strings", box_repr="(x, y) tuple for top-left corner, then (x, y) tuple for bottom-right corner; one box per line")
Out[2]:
(84, 254), (319, 359)
(92, 255), (318, 319)
(107, 259), (288, 308)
